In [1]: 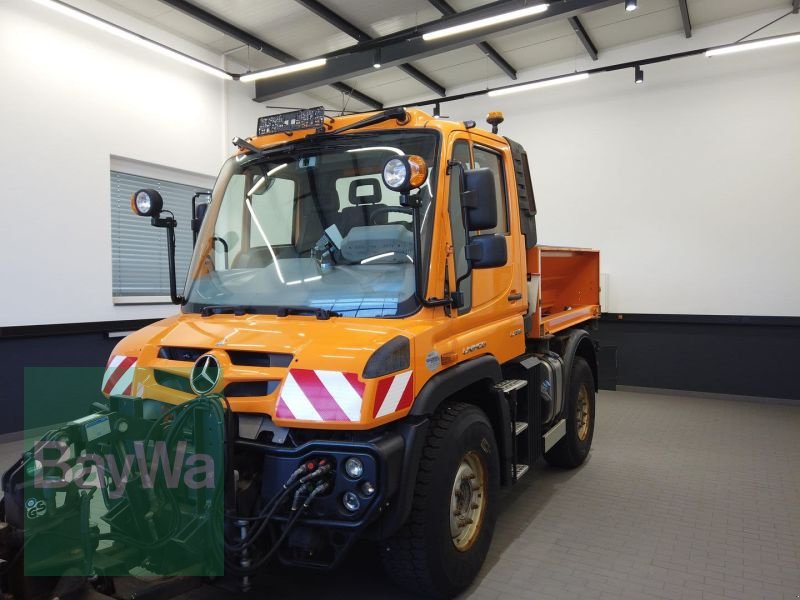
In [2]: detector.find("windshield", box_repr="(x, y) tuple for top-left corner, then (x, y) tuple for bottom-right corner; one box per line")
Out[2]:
(184, 130), (439, 318)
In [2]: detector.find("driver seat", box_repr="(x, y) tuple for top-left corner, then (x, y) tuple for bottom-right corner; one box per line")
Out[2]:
(337, 179), (387, 235)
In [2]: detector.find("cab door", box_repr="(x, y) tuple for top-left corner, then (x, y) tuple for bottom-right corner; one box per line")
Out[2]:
(445, 133), (518, 317)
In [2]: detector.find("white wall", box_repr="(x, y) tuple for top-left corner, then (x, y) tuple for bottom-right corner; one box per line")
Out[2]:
(430, 10), (800, 317)
(1, 1), (798, 325)
(0, 0), (252, 327)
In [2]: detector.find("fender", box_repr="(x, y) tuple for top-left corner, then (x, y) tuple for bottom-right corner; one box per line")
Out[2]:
(378, 356), (504, 536)
(553, 328), (598, 390)
(409, 355), (503, 416)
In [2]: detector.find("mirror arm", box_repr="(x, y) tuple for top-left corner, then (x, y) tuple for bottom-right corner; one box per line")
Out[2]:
(448, 161), (475, 303)
(151, 213), (186, 305)
(406, 194), (451, 309)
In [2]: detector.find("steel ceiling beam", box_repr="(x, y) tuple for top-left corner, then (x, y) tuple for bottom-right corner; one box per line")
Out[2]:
(293, 0), (445, 96)
(426, 0), (517, 80)
(255, 0), (615, 102)
(567, 15), (598, 60)
(678, 0), (692, 38)
(157, 0), (383, 109)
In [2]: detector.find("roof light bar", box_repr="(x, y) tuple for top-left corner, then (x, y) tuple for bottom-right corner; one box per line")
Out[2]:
(31, 0), (232, 80)
(705, 33), (800, 57)
(422, 3), (549, 41)
(488, 72), (589, 97)
(239, 58), (327, 83)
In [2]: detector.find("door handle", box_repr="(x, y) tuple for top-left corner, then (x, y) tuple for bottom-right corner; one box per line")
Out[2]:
(507, 292), (522, 302)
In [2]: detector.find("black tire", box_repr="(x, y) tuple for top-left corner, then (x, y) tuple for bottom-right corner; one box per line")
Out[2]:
(381, 402), (499, 598)
(544, 356), (595, 468)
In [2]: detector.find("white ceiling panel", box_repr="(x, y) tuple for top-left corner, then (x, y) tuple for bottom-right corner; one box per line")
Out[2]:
(325, 0), (442, 38)
(687, 0), (790, 27)
(94, 0), (799, 108)
(412, 44), (506, 87)
(102, 0), (173, 20)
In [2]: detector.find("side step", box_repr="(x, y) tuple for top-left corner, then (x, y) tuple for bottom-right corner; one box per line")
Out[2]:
(494, 379), (531, 482)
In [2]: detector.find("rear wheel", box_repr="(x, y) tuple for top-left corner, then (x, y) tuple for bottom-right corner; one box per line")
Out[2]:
(381, 402), (499, 598)
(544, 356), (595, 468)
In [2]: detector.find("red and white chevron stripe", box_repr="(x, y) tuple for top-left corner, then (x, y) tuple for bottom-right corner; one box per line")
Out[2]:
(373, 371), (413, 418)
(276, 369), (366, 422)
(102, 355), (137, 396)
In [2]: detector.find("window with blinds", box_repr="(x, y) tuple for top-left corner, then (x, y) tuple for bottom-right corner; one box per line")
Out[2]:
(110, 170), (210, 301)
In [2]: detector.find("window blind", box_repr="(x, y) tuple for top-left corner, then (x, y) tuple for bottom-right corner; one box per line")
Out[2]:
(110, 171), (209, 298)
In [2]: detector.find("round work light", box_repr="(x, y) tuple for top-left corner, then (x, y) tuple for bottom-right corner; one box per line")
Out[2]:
(131, 188), (164, 217)
(381, 155), (428, 193)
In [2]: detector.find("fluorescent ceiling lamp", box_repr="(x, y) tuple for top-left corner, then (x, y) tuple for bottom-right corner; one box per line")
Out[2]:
(31, 0), (232, 80)
(705, 33), (800, 57)
(488, 72), (589, 97)
(422, 3), (549, 41)
(239, 58), (327, 83)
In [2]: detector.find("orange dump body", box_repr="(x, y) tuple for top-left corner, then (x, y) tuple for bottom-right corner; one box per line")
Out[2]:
(526, 246), (601, 337)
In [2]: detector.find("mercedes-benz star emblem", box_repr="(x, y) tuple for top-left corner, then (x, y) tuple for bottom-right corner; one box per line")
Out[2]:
(190, 354), (221, 395)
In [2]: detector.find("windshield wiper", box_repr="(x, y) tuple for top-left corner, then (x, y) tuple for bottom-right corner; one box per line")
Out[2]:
(200, 304), (252, 317)
(330, 107), (407, 134)
(275, 306), (341, 320)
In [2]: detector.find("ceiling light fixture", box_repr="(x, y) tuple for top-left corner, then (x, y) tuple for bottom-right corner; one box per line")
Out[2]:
(373, 49), (382, 69)
(705, 33), (800, 57)
(488, 72), (589, 97)
(634, 65), (644, 84)
(31, 0), (232, 80)
(239, 58), (327, 82)
(422, 3), (549, 41)
(625, 0), (638, 12)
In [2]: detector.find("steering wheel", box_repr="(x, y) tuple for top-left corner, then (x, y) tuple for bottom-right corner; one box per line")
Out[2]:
(370, 206), (413, 225)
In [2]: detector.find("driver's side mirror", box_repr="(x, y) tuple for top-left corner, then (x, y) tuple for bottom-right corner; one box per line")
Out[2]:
(462, 168), (497, 232)
(462, 168), (507, 269)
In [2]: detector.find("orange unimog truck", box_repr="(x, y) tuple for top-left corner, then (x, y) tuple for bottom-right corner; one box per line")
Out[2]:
(2, 107), (600, 598)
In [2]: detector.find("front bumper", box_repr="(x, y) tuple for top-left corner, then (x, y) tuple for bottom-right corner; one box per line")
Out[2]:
(236, 417), (428, 568)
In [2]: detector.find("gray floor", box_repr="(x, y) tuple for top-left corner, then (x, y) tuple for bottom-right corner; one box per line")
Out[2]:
(257, 390), (800, 600)
(4, 390), (799, 599)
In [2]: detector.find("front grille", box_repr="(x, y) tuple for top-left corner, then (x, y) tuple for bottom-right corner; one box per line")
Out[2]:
(158, 347), (206, 362)
(158, 347), (293, 368)
(154, 369), (192, 393)
(224, 381), (279, 397)
(227, 350), (293, 368)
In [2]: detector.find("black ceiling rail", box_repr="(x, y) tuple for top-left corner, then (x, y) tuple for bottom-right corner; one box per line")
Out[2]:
(157, 0), (383, 109)
(293, 0), (445, 96)
(254, 0), (616, 102)
(427, 0), (518, 79)
(394, 31), (800, 110)
(678, 0), (692, 38)
(792, 0), (799, 14)
(568, 15), (598, 60)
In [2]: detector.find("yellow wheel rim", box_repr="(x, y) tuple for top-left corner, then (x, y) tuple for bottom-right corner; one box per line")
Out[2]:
(449, 450), (487, 552)
(576, 384), (591, 441)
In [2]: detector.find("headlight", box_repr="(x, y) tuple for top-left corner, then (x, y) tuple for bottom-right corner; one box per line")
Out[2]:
(344, 457), (364, 479)
(363, 336), (410, 379)
(381, 155), (428, 193)
(131, 188), (163, 217)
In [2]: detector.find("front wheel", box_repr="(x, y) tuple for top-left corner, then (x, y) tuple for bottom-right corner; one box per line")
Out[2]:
(381, 402), (499, 598)
(545, 356), (596, 468)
